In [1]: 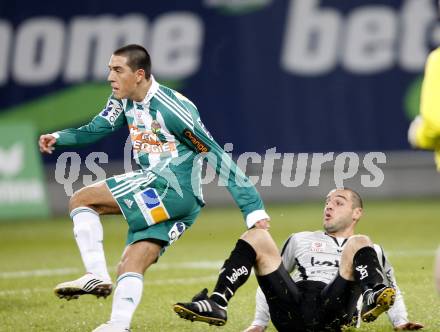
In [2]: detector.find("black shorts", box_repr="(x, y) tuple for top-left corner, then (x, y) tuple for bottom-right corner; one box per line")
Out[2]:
(257, 264), (361, 332)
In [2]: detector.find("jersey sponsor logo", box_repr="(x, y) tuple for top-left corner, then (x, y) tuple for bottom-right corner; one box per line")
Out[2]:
(226, 266), (248, 284)
(130, 125), (176, 154)
(168, 221), (186, 244)
(134, 188), (170, 225)
(310, 256), (339, 268)
(183, 129), (210, 153)
(311, 241), (326, 252)
(132, 140), (177, 154)
(100, 101), (122, 126)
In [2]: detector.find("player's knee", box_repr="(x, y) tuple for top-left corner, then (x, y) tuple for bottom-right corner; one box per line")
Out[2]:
(68, 187), (94, 213)
(241, 229), (281, 275)
(116, 260), (125, 276)
(117, 241), (161, 275)
(241, 229), (279, 258)
(241, 229), (269, 250)
(346, 234), (372, 249)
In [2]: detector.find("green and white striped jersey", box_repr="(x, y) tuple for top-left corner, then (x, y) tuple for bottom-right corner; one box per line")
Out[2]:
(53, 76), (268, 228)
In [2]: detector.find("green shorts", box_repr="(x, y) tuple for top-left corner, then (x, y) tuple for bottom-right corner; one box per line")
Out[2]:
(106, 170), (201, 247)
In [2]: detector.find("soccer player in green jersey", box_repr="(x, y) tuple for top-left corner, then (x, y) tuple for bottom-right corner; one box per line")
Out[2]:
(39, 44), (270, 332)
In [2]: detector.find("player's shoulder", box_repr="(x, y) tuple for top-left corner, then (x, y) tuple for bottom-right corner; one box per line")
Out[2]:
(427, 48), (440, 67)
(429, 47), (440, 59)
(155, 85), (198, 113)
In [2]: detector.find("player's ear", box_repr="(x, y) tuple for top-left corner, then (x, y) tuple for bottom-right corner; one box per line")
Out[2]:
(353, 207), (363, 221)
(136, 69), (146, 83)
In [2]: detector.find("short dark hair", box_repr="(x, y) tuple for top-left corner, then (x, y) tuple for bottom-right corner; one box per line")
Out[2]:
(113, 44), (151, 79)
(344, 187), (363, 209)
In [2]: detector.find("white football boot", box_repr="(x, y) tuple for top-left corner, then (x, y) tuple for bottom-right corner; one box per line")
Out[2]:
(92, 322), (130, 332)
(54, 273), (112, 300)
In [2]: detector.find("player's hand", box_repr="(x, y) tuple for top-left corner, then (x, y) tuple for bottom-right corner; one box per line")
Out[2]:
(242, 325), (266, 332)
(407, 116), (422, 148)
(394, 322), (424, 330)
(254, 218), (270, 230)
(39, 134), (57, 154)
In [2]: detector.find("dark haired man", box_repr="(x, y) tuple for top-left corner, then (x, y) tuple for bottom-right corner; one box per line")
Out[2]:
(39, 44), (270, 332)
(174, 188), (423, 331)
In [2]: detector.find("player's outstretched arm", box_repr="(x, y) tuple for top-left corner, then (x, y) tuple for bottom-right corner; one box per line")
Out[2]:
(44, 97), (126, 149)
(394, 322), (424, 330)
(169, 112), (270, 228)
(243, 325), (266, 332)
(39, 134), (57, 154)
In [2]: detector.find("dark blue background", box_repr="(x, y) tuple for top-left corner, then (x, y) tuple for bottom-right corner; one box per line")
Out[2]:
(0, 0), (433, 156)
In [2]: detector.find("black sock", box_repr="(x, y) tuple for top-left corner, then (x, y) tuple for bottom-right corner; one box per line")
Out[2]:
(353, 246), (384, 292)
(210, 239), (256, 307)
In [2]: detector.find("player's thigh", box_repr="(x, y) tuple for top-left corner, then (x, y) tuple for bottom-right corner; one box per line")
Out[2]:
(320, 274), (361, 326)
(69, 180), (120, 214)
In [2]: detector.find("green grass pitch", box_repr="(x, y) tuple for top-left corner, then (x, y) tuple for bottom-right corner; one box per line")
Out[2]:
(0, 199), (438, 331)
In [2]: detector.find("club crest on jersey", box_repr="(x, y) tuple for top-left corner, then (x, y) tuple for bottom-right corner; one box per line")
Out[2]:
(100, 101), (121, 126)
(151, 120), (161, 134)
(311, 241), (326, 252)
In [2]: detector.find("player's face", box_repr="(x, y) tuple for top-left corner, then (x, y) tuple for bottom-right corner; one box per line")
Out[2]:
(107, 55), (139, 99)
(323, 189), (360, 234)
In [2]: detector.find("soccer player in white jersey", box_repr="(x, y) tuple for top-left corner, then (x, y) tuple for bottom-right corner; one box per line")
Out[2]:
(174, 188), (423, 331)
(39, 44), (270, 332)
(243, 188), (424, 331)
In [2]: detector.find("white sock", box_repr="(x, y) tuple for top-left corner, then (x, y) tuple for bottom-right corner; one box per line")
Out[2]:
(110, 272), (144, 328)
(70, 207), (111, 281)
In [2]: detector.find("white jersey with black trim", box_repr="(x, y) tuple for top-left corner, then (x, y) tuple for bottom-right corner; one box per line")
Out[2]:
(251, 231), (409, 329)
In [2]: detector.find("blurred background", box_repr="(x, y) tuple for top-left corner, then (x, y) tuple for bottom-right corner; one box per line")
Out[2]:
(1, 0), (440, 218)
(1, 2), (440, 330)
